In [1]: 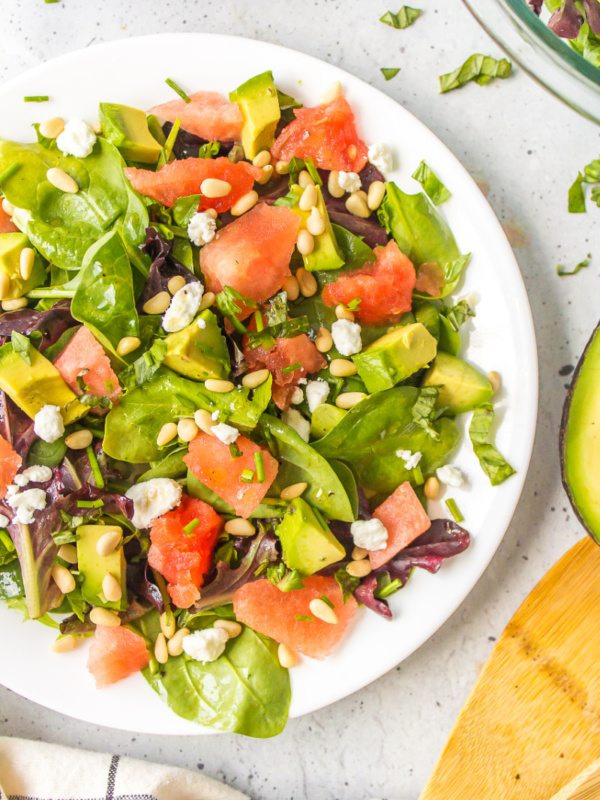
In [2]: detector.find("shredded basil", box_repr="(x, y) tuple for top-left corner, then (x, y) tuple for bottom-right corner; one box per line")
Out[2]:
(381, 68), (401, 81)
(412, 160), (451, 205)
(12, 331), (31, 364)
(335, 568), (359, 604)
(380, 6), (421, 28)
(412, 387), (440, 441)
(439, 54), (512, 93)
(568, 173), (586, 213)
(557, 254), (591, 276)
(469, 403), (516, 486)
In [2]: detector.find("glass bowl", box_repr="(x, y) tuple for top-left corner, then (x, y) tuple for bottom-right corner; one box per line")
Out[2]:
(463, 0), (600, 123)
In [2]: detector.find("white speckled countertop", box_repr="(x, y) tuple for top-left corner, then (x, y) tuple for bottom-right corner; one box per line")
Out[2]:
(1, 2), (599, 798)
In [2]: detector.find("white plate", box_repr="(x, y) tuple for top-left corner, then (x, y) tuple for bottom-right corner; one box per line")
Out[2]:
(0, 33), (538, 735)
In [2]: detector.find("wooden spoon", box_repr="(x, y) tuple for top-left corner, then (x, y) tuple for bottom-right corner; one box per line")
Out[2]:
(419, 536), (600, 800)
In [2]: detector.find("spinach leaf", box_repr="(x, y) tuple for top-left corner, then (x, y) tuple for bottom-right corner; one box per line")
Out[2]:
(380, 6), (421, 28)
(439, 54), (512, 93)
(138, 449), (188, 482)
(0, 559), (23, 599)
(172, 194), (202, 228)
(187, 470), (288, 518)
(139, 609), (290, 738)
(469, 403), (516, 486)
(313, 387), (459, 496)
(412, 160), (451, 205)
(120, 339), (167, 391)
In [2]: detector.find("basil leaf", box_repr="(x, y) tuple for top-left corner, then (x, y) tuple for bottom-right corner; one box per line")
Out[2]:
(468, 403), (516, 486)
(335, 568), (359, 604)
(120, 339), (167, 392)
(215, 286), (256, 334)
(439, 54), (512, 93)
(197, 141), (221, 159)
(568, 172), (586, 213)
(557, 254), (591, 276)
(12, 331), (31, 364)
(441, 299), (475, 331)
(412, 160), (451, 205)
(412, 387), (440, 441)
(381, 67), (401, 81)
(246, 317), (310, 350)
(277, 569), (305, 592)
(380, 6), (421, 28)
(265, 292), (288, 326)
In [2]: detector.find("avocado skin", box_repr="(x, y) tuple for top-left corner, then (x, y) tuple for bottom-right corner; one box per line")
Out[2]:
(76, 524), (127, 611)
(162, 310), (230, 382)
(422, 351), (492, 415)
(276, 497), (345, 575)
(99, 103), (163, 164)
(229, 71), (281, 160)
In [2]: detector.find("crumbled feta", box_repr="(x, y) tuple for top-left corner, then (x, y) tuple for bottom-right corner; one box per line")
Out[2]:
(7, 488), (47, 525)
(338, 171), (362, 193)
(34, 405), (65, 443)
(396, 449), (422, 470)
(13, 474), (29, 488)
(6, 485), (18, 497)
(188, 211), (217, 246)
(331, 319), (362, 356)
(350, 518), (389, 551)
(305, 379), (330, 414)
(211, 410), (220, 421)
(436, 464), (465, 488)
(297, 377), (307, 385)
(0, 513), (9, 528)
(125, 478), (182, 529)
(212, 422), (240, 445)
(197, 317), (207, 329)
(162, 281), (204, 333)
(368, 142), (394, 174)
(22, 465), (53, 483)
(182, 628), (229, 663)
(56, 119), (97, 158)
(282, 409), (310, 442)
(291, 387), (304, 405)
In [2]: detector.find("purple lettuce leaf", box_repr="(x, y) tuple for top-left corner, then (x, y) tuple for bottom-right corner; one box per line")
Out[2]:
(527, 0), (543, 13)
(162, 122), (235, 159)
(0, 301), (75, 353)
(583, 0), (600, 35)
(126, 560), (164, 612)
(138, 228), (200, 310)
(0, 393), (36, 462)
(59, 596), (154, 636)
(57, 483), (134, 520)
(549, 0), (584, 37)
(60, 443), (121, 491)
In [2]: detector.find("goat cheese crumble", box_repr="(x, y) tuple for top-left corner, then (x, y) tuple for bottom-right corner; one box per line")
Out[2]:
(368, 143), (393, 173)
(305, 379), (330, 413)
(22, 465), (53, 483)
(338, 171), (361, 193)
(281, 409), (310, 442)
(331, 319), (362, 356)
(33, 405), (65, 443)
(396, 449), (422, 470)
(7, 488), (47, 525)
(56, 119), (97, 158)
(182, 628), (229, 663)
(350, 518), (389, 551)
(291, 387), (304, 405)
(125, 478), (182, 529)
(162, 281), (204, 333)
(436, 465), (465, 488)
(212, 422), (240, 445)
(188, 211), (217, 246)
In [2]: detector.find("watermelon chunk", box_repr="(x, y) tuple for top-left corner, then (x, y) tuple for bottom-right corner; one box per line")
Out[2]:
(184, 432), (278, 519)
(53, 326), (121, 412)
(0, 433), (21, 498)
(87, 625), (149, 688)
(233, 575), (358, 660)
(149, 90), (243, 142)
(370, 481), (431, 569)
(0, 205), (17, 233)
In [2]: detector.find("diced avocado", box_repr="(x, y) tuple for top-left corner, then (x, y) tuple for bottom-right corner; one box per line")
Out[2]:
(310, 403), (347, 440)
(422, 351), (493, 414)
(0, 233), (46, 299)
(230, 71), (280, 160)
(414, 301), (440, 341)
(352, 322), (437, 393)
(76, 524), (126, 611)
(99, 103), (163, 164)
(162, 310), (230, 382)
(290, 184), (345, 272)
(0, 342), (88, 423)
(276, 497), (345, 575)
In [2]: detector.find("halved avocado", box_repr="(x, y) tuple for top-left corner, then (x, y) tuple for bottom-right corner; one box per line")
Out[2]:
(560, 321), (600, 544)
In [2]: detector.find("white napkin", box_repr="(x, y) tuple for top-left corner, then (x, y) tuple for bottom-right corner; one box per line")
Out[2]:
(0, 737), (249, 800)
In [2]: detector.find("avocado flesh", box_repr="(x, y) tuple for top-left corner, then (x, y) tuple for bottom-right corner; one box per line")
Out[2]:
(290, 184), (345, 272)
(310, 403), (347, 440)
(561, 321), (600, 544)
(353, 322), (437, 393)
(76, 524), (126, 611)
(99, 103), (163, 164)
(276, 497), (345, 575)
(0, 343), (88, 424)
(422, 351), (492, 415)
(230, 71), (281, 160)
(162, 310), (230, 382)
(0, 232), (46, 299)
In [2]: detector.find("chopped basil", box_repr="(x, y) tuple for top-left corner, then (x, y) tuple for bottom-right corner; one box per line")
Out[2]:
(568, 173), (586, 213)
(381, 68), (401, 81)
(229, 442), (243, 459)
(246, 317), (310, 351)
(215, 286), (256, 335)
(165, 78), (191, 104)
(412, 465), (424, 485)
(412, 160), (451, 205)
(277, 569), (305, 592)
(441, 299), (475, 331)
(374, 573), (403, 599)
(439, 54), (512, 93)
(120, 339), (167, 391)
(320, 593), (335, 610)
(445, 498), (463, 523)
(12, 331), (31, 364)
(469, 403), (516, 486)
(334, 569), (359, 604)
(557, 255), (591, 276)
(380, 6), (421, 28)
(412, 387), (440, 441)
(197, 141), (221, 159)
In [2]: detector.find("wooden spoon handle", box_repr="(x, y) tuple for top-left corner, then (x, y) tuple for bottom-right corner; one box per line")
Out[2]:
(550, 759), (600, 800)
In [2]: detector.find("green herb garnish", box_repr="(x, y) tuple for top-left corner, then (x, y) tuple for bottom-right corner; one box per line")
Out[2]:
(77, 499), (104, 509)
(445, 498), (463, 523)
(380, 6), (421, 28)
(254, 451), (266, 483)
(281, 362), (302, 374)
(557, 254), (591, 276)
(215, 286), (256, 334)
(295, 614), (314, 621)
(412, 387), (440, 441)
(439, 54), (512, 93)
(320, 594), (335, 610)
(568, 173), (586, 213)
(12, 332), (31, 364)
(85, 445), (105, 490)
(183, 518), (200, 536)
(157, 117), (181, 168)
(197, 141), (221, 159)
(334, 568), (360, 604)
(24, 95), (49, 103)
(229, 442), (243, 459)
(412, 160), (451, 205)
(165, 78), (191, 104)
(240, 468), (255, 483)
(381, 68), (401, 81)
(413, 465), (424, 485)
(469, 403), (516, 486)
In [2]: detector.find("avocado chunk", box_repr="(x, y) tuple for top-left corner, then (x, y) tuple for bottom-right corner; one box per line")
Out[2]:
(0, 232), (46, 299)
(276, 497), (345, 575)
(0, 343), (88, 424)
(352, 322), (437, 393)
(162, 309), (230, 382)
(230, 71), (281, 160)
(290, 184), (345, 272)
(76, 524), (126, 611)
(99, 103), (163, 164)
(310, 403), (347, 440)
(422, 351), (493, 414)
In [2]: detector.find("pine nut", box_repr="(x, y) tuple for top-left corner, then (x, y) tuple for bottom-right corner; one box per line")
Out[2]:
(46, 167), (78, 194)
(348, 144), (358, 161)
(194, 408), (216, 434)
(1, 198), (15, 216)
(424, 476), (440, 500)
(368, 180), (386, 211)
(51, 635), (79, 653)
(214, 619), (242, 638)
(160, 611), (176, 639)
(487, 371), (501, 395)
(328, 170), (345, 198)
(346, 559), (372, 578)
(64, 429), (93, 450)
(205, 208), (218, 219)
(346, 192), (370, 219)
(0, 273), (11, 301)
(177, 417), (199, 442)
(143, 291), (171, 315)
(307, 207), (326, 236)
(335, 304), (355, 322)
(309, 597), (338, 624)
(280, 482), (308, 500)
(96, 529), (122, 558)
(352, 546), (368, 560)
(315, 327), (333, 353)
(278, 642), (299, 668)
(90, 607), (121, 627)
(283, 275), (300, 301)
(51, 563), (75, 594)
(200, 178), (232, 198)
(58, 544), (78, 564)
(90, 119), (103, 134)
(154, 632), (169, 664)
(167, 275), (186, 295)
(102, 572), (122, 603)
(199, 291), (215, 311)
(330, 358), (357, 377)
(322, 80), (342, 104)
(299, 170), (316, 188)
(297, 230), (315, 256)
(258, 165), (273, 184)
(167, 627), (190, 656)
(19, 248), (34, 282)
(297, 267), (317, 296)
(224, 518), (255, 536)
(2, 298), (27, 311)
(242, 369), (269, 389)
(116, 336), (141, 356)
(336, 392), (367, 409)
(39, 116), (65, 139)
(231, 189), (258, 217)
(275, 160), (290, 175)
(157, 422), (177, 446)
(205, 378), (234, 393)
(299, 184), (318, 211)
(252, 150), (271, 168)
(356, 190), (368, 203)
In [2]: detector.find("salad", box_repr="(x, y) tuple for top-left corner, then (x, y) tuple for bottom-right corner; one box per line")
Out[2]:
(527, 0), (600, 67)
(0, 70), (515, 738)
